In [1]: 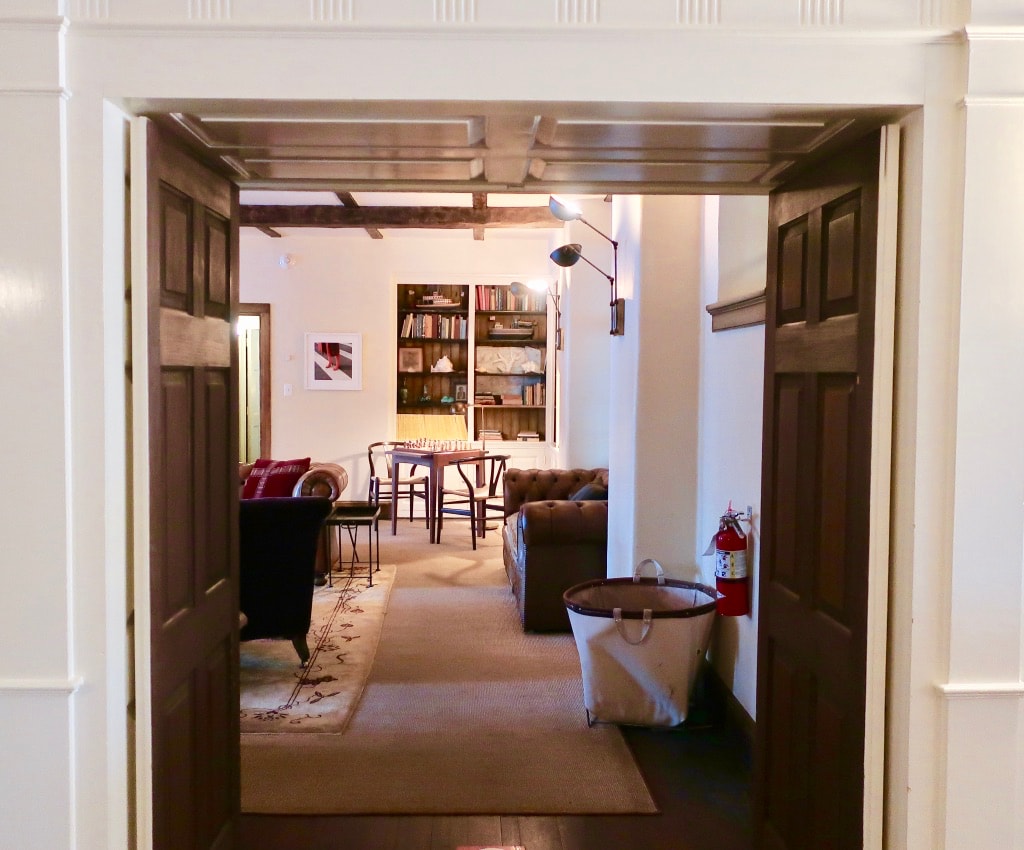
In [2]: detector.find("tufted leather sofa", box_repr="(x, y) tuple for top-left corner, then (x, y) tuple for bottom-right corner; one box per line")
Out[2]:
(502, 467), (609, 631)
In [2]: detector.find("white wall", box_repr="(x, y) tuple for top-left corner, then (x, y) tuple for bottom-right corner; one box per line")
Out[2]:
(4, 3), (1021, 848)
(697, 195), (768, 720)
(240, 229), (563, 496)
(608, 195), (704, 579)
(558, 199), (613, 469)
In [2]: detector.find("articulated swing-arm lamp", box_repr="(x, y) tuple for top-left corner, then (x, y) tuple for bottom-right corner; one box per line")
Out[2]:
(510, 279), (562, 350)
(548, 196), (625, 336)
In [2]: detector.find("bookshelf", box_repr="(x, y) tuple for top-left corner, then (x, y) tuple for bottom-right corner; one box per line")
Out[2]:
(472, 284), (548, 443)
(394, 281), (553, 447)
(396, 284), (469, 413)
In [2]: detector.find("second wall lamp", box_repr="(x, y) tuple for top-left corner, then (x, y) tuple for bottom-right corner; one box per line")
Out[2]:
(510, 279), (562, 350)
(548, 195), (625, 336)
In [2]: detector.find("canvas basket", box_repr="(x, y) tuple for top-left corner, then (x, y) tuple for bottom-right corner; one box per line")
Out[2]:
(563, 559), (717, 727)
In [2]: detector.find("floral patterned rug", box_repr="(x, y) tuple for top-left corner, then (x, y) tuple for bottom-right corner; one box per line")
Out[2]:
(239, 563), (395, 733)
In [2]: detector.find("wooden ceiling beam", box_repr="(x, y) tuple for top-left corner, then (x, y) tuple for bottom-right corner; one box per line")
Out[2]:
(335, 191), (384, 240)
(255, 225), (282, 238)
(240, 204), (557, 230)
(472, 192), (486, 241)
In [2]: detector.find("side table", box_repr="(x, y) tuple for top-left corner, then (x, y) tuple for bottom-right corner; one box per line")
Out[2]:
(323, 502), (381, 587)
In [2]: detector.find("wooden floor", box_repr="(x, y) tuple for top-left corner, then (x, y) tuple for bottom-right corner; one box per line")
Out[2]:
(239, 709), (752, 850)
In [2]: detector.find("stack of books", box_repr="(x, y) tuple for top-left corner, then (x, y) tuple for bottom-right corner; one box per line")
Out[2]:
(474, 393), (497, 405)
(516, 431), (541, 442)
(478, 429), (504, 441)
(500, 394), (524, 406)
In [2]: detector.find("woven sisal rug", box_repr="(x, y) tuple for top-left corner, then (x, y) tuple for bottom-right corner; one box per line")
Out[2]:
(241, 524), (657, 815)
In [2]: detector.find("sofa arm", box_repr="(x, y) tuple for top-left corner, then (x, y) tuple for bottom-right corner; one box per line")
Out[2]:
(519, 499), (608, 545)
(503, 467), (609, 516)
(293, 463), (349, 500)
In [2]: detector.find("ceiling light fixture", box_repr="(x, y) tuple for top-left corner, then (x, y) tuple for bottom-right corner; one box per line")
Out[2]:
(510, 278), (562, 350)
(548, 196), (624, 336)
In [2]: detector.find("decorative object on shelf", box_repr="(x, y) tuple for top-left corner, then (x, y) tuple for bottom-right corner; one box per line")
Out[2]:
(305, 332), (362, 391)
(476, 346), (543, 375)
(548, 195), (624, 337)
(398, 348), (423, 373)
(399, 384), (409, 404)
(455, 383), (468, 402)
(440, 395), (454, 403)
(511, 279), (562, 349)
(419, 385), (431, 403)
(431, 355), (454, 372)
(450, 401), (468, 415)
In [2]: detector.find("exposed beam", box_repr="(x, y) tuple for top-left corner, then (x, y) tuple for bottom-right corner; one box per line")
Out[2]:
(472, 192), (486, 241)
(335, 191), (384, 240)
(255, 225), (282, 238)
(239, 204), (558, 230)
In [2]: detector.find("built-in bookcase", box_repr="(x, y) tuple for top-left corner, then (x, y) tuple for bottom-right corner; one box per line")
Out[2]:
(394, 281), (552, 446)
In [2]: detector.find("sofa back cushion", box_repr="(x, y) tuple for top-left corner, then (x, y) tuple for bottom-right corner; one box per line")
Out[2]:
(503, 467), (609, 516)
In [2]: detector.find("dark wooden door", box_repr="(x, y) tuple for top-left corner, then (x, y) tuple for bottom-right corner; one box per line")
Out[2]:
(754, 131), (880, 850)
(141, 119), (240, 850)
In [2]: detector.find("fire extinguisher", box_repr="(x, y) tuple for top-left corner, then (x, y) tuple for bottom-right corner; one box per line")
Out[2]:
(714, 504), (749, 616)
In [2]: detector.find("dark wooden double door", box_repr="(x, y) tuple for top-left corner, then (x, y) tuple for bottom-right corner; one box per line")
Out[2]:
(138, 122), (884, 850)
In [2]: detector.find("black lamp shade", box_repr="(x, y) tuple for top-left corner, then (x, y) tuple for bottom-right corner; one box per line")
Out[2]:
(550, 243), (583, 268)
(509, 281), (527, 297)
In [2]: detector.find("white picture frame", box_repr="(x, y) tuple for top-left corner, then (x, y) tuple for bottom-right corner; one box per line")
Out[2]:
(305, 332), (362, 391)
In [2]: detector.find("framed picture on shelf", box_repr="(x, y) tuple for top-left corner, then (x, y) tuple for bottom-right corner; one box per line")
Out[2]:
(305, 332), (362, 391)
(398, 347), (423, 373)
(455, 383), (468, 402)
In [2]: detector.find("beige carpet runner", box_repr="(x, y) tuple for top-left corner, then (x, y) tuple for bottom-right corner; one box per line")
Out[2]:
(240, 525), (657, 815)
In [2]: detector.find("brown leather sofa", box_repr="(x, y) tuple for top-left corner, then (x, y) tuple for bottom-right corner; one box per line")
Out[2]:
(502, 467), (609, 631)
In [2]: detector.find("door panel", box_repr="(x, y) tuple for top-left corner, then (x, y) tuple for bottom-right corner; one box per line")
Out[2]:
(755, 130), (879, 850)
(140, 118), (240, 850)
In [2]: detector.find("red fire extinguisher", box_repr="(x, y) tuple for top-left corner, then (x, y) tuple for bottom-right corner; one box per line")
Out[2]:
(714, 504), (749, 616)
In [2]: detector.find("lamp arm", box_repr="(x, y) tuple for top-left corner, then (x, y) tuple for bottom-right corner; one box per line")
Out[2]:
(574, 251), (614, 285)
(578, 216), (618, 250)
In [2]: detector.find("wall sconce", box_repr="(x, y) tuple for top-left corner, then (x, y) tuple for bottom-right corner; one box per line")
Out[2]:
(548, 195), (624, 336)
(510, 278), (562, 350)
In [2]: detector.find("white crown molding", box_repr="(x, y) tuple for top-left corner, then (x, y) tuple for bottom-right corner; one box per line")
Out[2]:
(965, 25), (1024, 39)
(57, 19), (964, 45)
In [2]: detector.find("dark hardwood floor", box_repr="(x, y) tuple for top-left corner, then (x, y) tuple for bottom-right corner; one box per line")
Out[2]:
(239, 705), (752, 850)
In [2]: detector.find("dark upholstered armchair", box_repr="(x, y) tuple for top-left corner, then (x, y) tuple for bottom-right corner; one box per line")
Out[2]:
(239, 496), (332, 665)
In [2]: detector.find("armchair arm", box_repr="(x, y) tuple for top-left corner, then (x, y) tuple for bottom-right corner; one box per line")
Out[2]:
(518, 500), (608, 546)
(293, 463), (349, 500)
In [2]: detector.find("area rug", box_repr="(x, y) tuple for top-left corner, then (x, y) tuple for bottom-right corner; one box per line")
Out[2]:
(240, 526), (658, 815)
(239, 563), (395, 733)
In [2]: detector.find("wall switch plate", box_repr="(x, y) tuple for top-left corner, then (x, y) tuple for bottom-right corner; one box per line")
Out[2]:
(283, 383), (293, 397)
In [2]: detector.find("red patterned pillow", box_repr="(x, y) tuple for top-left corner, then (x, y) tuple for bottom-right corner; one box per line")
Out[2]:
(241, 457), (311, 499)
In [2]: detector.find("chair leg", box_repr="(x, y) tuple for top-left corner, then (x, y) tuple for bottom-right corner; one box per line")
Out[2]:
(291, 635), (310, 666)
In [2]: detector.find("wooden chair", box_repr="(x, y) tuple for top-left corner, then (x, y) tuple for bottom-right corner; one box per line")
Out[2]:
(437, 453), (510, 548)
(367, 441), (428, 523)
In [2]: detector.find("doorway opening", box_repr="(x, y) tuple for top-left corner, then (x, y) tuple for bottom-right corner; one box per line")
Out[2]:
(237, 303), (271, 462)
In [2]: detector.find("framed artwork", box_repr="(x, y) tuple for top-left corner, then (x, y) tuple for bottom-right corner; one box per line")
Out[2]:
(398, 347), (424, 373)
(455, 383), (468, 402)
(305, 332), (362, 390)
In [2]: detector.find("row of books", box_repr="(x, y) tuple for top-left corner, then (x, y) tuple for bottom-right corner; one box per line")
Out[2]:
(399, 312), (469, 340)
(475, 429), (543, 442)
(475, 285), (544, 312)
(473, 387), (544, 406)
